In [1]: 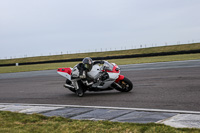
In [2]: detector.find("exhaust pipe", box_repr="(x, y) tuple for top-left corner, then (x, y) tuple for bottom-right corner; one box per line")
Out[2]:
(63, 84), (75, 89)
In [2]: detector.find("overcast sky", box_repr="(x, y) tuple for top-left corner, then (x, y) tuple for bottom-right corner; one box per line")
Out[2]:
(0, 0), (200, 59)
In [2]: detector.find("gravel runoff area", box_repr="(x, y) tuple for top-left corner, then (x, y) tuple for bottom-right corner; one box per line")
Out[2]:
(0, 103), (200, 129)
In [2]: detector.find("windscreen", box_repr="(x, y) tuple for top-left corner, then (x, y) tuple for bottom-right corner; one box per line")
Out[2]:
(103, 61), (114, 71)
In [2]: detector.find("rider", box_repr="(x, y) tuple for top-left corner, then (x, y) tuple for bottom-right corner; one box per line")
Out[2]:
(75, 57), (104, 96)
(77, 57), (104, 79)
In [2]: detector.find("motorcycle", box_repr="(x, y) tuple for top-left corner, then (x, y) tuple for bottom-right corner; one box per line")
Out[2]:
(57, 61), (133, 97)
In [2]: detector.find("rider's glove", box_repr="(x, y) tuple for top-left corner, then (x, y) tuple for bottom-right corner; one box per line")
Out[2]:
(80, 75), (86, 79)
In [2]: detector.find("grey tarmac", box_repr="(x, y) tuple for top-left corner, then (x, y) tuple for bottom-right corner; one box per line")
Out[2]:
(0, 60), (200, 111)
(0, 60), (200, 128)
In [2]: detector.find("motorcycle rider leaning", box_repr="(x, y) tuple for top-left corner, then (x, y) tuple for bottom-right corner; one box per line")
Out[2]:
(75, 57), (104, 96)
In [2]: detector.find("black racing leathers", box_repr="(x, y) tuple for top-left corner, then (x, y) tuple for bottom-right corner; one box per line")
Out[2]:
(76, 63), (85, 77)
(77, 60), (104, 79)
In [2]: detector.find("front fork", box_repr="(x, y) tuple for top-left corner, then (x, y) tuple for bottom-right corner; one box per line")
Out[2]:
(113, 75), (125, 89)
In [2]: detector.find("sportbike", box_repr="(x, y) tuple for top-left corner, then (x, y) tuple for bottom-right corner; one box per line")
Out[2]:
(57, 61), (133, 97)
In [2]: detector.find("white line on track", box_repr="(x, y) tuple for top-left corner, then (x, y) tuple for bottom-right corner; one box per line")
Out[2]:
(1, 103), (200, 114)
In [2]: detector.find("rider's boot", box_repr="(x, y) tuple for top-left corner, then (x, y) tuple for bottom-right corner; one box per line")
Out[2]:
(76, 88), (84, 97)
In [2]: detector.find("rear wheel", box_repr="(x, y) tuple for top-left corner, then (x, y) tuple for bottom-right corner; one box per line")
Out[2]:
(114, 77), (133, 92)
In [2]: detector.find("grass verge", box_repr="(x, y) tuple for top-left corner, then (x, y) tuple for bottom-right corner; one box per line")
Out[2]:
(0, 53), (200, 74)
(0, 111), (200, 133)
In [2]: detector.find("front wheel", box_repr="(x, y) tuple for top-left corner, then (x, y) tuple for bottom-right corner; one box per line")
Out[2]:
(114, 77), (133, 92)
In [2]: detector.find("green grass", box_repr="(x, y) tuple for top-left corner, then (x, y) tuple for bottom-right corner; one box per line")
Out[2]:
(0, 53), (200, 73)
(0, 62), (79, 74)
(0, 111), (199, 133)
(110, 53), (200, 65)
(0, 43), (200, 65)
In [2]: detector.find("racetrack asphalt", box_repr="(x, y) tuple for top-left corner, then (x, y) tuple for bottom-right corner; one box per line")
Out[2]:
(0, 60), (200, 111)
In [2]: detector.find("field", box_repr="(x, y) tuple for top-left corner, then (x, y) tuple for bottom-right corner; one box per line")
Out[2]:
(0, 53), (200, 73)
(0, 43), (200, 65)
(0, 43), (200, 73)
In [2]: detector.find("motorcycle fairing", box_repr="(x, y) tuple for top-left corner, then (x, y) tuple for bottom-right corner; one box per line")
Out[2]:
(57, 68), (72, 80)
(115, 75), (125, 83)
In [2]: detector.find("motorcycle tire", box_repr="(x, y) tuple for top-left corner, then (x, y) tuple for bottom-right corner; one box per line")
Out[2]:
(114, 77), (133, 92)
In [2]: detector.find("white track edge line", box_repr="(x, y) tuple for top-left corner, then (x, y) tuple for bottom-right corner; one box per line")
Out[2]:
(1, 103), (200, 114)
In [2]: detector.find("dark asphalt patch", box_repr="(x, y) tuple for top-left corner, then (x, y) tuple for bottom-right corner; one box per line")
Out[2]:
(111, 111), (178, 123)
(42, 107), (177, 123)
(43, 107), (93, 118)
(66, 109), (131, 121)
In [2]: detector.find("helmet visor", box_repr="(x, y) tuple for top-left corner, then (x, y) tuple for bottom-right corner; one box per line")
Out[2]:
(84, 64), (92, 71)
